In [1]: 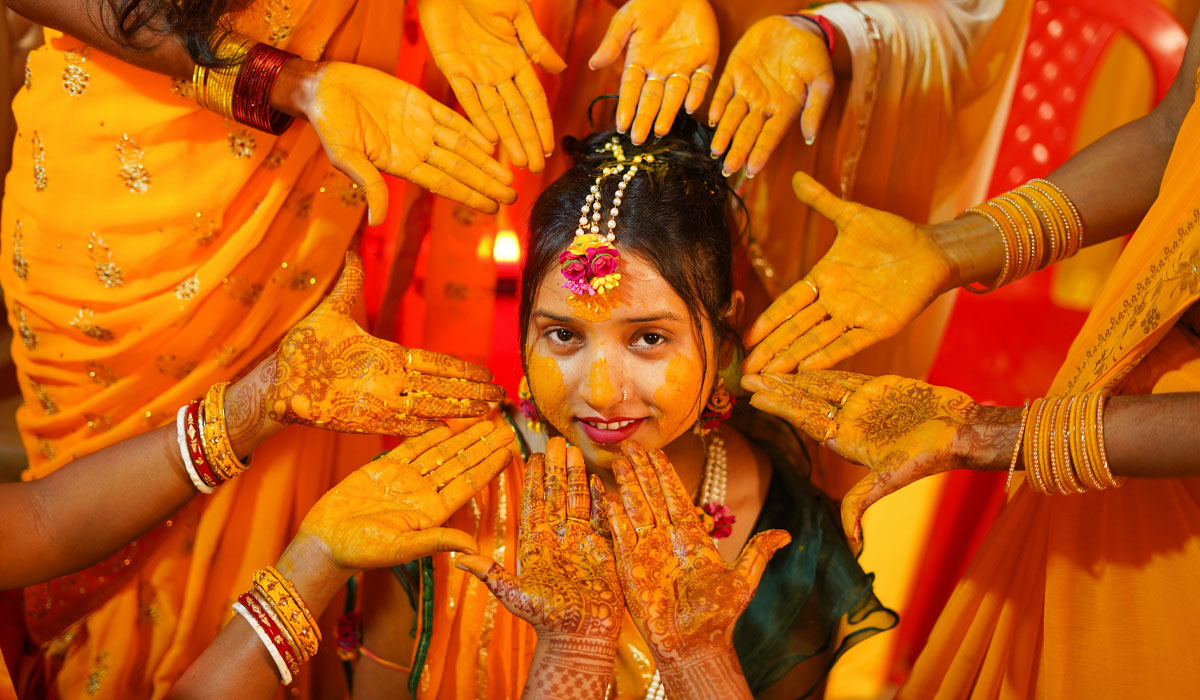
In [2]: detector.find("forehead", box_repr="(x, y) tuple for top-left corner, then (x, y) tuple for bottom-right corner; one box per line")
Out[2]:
(533, 253), (690, 324)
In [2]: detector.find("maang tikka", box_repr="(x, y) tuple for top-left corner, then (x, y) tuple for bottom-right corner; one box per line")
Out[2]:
(558, 137), (655, 319)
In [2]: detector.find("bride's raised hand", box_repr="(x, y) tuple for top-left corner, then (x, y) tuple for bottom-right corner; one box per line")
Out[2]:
(709, 15), (833, 177)
(457, 438), (623, 698)
(297, 421), (518, 571)
(741, 370), (1016, 543)
(589, 0), (719, 145)
(742, 172), (954, 374)
(296, 61), (517, 223)
(605, 443), (789, 699)
(418, 0), (566, 174)
(255, 252), (504, 439)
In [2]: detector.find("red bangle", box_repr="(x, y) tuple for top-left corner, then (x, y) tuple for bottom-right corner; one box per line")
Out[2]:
(240, 591), (303, 678)
(185, 400), (221, 488)
(789, 12), (837, 56)
(232, 43), (297, 135)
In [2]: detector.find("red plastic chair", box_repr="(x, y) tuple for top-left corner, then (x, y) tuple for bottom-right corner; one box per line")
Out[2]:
(889, 0), (1187, 684)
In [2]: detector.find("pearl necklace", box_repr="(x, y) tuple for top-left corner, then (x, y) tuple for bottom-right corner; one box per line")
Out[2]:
(640, 432), (728, 700)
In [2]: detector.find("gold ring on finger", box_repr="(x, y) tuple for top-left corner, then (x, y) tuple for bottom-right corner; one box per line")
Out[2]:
(821, 423), (838, 446)
(804, 279), (819, 298)
(838, 389), (853, 407)
(693, 67), (714, 78)
(668, 72), (690, 81)
(635, 525), (654, 536)
(627, 64), (646, 74)
(644, 76), (665, 83)
(565, 517), (590, 526)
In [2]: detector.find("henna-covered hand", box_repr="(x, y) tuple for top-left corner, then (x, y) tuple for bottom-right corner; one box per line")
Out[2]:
(457, 437), (622, 700)
(606, 443), (789, 700)
(742, 172), (954, 374)
(709, 15), (833, 177)
(263, 252), (505, 439)
(418, 0), (566, 173)
(589, 0), (719, 145)
(297, 421), (518, 571)
(742, 370), (1018, 543)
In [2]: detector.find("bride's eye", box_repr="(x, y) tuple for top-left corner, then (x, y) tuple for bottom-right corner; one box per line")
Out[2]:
(546, 328), (576, 344)
(632, 331), (667, 348)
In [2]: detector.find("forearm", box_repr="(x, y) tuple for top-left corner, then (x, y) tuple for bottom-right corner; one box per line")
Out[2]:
(657, 649), (752, 700)
(521, 634), (616, 700)
(961, 393), (1200, 479)
(169, 534), (352, 699)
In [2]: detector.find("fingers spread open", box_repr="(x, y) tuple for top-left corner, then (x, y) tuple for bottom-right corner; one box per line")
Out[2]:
(616, 65), (647, 134)
(513, 3), (567, 73)
(430, 97), (495, 155)
(611, 456), (653, 529)
(415, 421), (498, 475)
(439, 445), (515, 508)
(744, 302), (827, 374)
(722, 108), (766, 175)
(744, 278), (820, 348)
(746, 112), (795, 177)
(497, 80), (545, 173)
(654, 74), (691, 137)
(388, 425), (454, 463)
(746, 388), (837, 443)
(649, 448), (696, 526)
(706, 70), (735, 129)
(711, 95), (748, 163)
(791, 171), (855, 228)
(448, 76), (498, 146)
(477, 84), (526, 169)
(630, 76), (666, 145)
(520, 453), (547, 534)
(565, 446), (591, 521)
(514, 65), (556, 156)
(797, 330), (879, 371)
(403, 347), (494, 383)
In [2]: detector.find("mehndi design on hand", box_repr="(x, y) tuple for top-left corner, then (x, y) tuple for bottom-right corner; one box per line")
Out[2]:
(267, 252), (505, 437)
(742, 370), (1014, 543)
(742, 172), (954, 373)
(605, 442), (789, 699)
(298, 421), (518, 571)
(457, 438), (622, 700)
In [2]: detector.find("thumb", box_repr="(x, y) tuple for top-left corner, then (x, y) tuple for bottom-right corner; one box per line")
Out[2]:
(791, 170), (852, 229)
(323, 251), (365, 316)
(589, 7), (634, 69)
(514, 4), (567, 73)
(799, 72), (834, 145)
(325, 145), (389, 226)
(399, 528), (480, 561)
(732, 529), (791, 591)
(840, 473), (880, 546)
(455, 555), (526, 606)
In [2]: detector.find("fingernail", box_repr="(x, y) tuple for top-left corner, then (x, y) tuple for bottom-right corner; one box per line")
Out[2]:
(746, 170), (756, 180)
(805, 135), (815, 146)
(708, 120), (716, 128)
(544, 151), (553, 158)
(722, 169), (733, 178)
(709, 152), (719, 159)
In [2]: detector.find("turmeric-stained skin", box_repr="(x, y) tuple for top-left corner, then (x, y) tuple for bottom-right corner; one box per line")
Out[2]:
(606, 442), (789, 699)
(742, 173), (953, 374)
(418, 0), (566, 173)
(742, 370), (1015, 543)
(298, 421), (518, 571)
(458, 437), (623, 700)
(266, 252), (505, 437)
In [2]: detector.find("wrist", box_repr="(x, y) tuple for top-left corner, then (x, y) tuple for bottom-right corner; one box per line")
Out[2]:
(926, 216), (1006, 293)
(225, 352), (285, 457)
(275, 532), (354, 617)
(656, 647), (751, 700)
(270, 58), (324, 119)
(954, 404), (1024, 472)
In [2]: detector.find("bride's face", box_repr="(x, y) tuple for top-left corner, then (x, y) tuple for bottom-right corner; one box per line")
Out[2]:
(524, 253), (718, 468)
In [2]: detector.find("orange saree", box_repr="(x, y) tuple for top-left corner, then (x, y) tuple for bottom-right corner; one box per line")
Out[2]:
(0, 2), (402, 696)
(900, 71), (1200, 700)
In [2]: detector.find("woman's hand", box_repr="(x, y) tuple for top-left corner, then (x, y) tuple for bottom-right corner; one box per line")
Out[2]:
(742, 172), (955, 374)
(457, 438), (622, 700)
(299, 61), (518, 223)
(589, 0), (719, 145)
(262, 252), (505, 438)
(708, 15), (833, 177)
(418, 0), (566, 173)
(606, 443), (789, 699)
(296, 420), (518, 571)
(741, 370), (1017, 542)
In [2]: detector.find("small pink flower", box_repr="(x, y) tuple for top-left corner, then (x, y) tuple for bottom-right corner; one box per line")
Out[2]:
(336, 611), (362, 651)
(561, 259), (590, 283)
(591, 250), (619, 277)
(563, 278), (596, 296)
(703, 503), (736, 539)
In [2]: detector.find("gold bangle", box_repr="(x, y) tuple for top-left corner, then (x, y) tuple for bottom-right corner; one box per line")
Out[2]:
(1004, 400), (1031, 494)
(253, 567), (321, 660)
(1043, 397), (1068, 494)
(1015, 186), (1061, 268)
(193, 32), (254, 119)
(962, 208), (1013, 293)
(1056, 394), (1086, 493)
(1066, 393), (1099, 491)
(1077, 392), (1107, 490)
(1088, 394), (1123, 488)
(993, 195), (1039, 279)
(202, 382), (248, 480)
(1027, 179), (1083, 259)
(1023, 397), (1050, 494)
(983, 201), (1026, 282)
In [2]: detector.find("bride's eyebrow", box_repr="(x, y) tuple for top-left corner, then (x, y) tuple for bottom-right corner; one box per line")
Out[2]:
(618, 312), (684, 324)
(532, 310), (575, 323)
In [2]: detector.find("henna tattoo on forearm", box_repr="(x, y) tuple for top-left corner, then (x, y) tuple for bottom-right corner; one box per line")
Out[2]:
(522, 634), (617, 700)
(656, 647), (753, 700)
(225, 356), (275, 457)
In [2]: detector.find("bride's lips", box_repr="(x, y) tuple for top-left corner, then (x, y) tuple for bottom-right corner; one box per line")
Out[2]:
(577, 416), (646, 444)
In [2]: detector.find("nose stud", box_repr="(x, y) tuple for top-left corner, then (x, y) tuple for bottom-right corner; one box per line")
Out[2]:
(622, 388), (627, 401)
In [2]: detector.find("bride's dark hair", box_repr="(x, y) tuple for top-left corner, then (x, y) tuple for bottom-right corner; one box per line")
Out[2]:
(519, 116), (743, 377)
(101, 1), (243, 67)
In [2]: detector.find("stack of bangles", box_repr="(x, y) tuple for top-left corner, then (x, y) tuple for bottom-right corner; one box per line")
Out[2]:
(963, 177), (1084, 292)
(175, 381), (251, 494)
(1004, 392), (1124, 495)
(193, 32), (298, 134)
(232, 566), (323, 685)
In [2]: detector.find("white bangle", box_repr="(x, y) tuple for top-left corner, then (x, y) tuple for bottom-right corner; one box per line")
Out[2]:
(177, 403), (214, 494)
(233, 601), (293, 685)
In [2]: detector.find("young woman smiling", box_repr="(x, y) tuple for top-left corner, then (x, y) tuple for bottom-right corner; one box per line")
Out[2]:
(356, 121), (895, 700)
